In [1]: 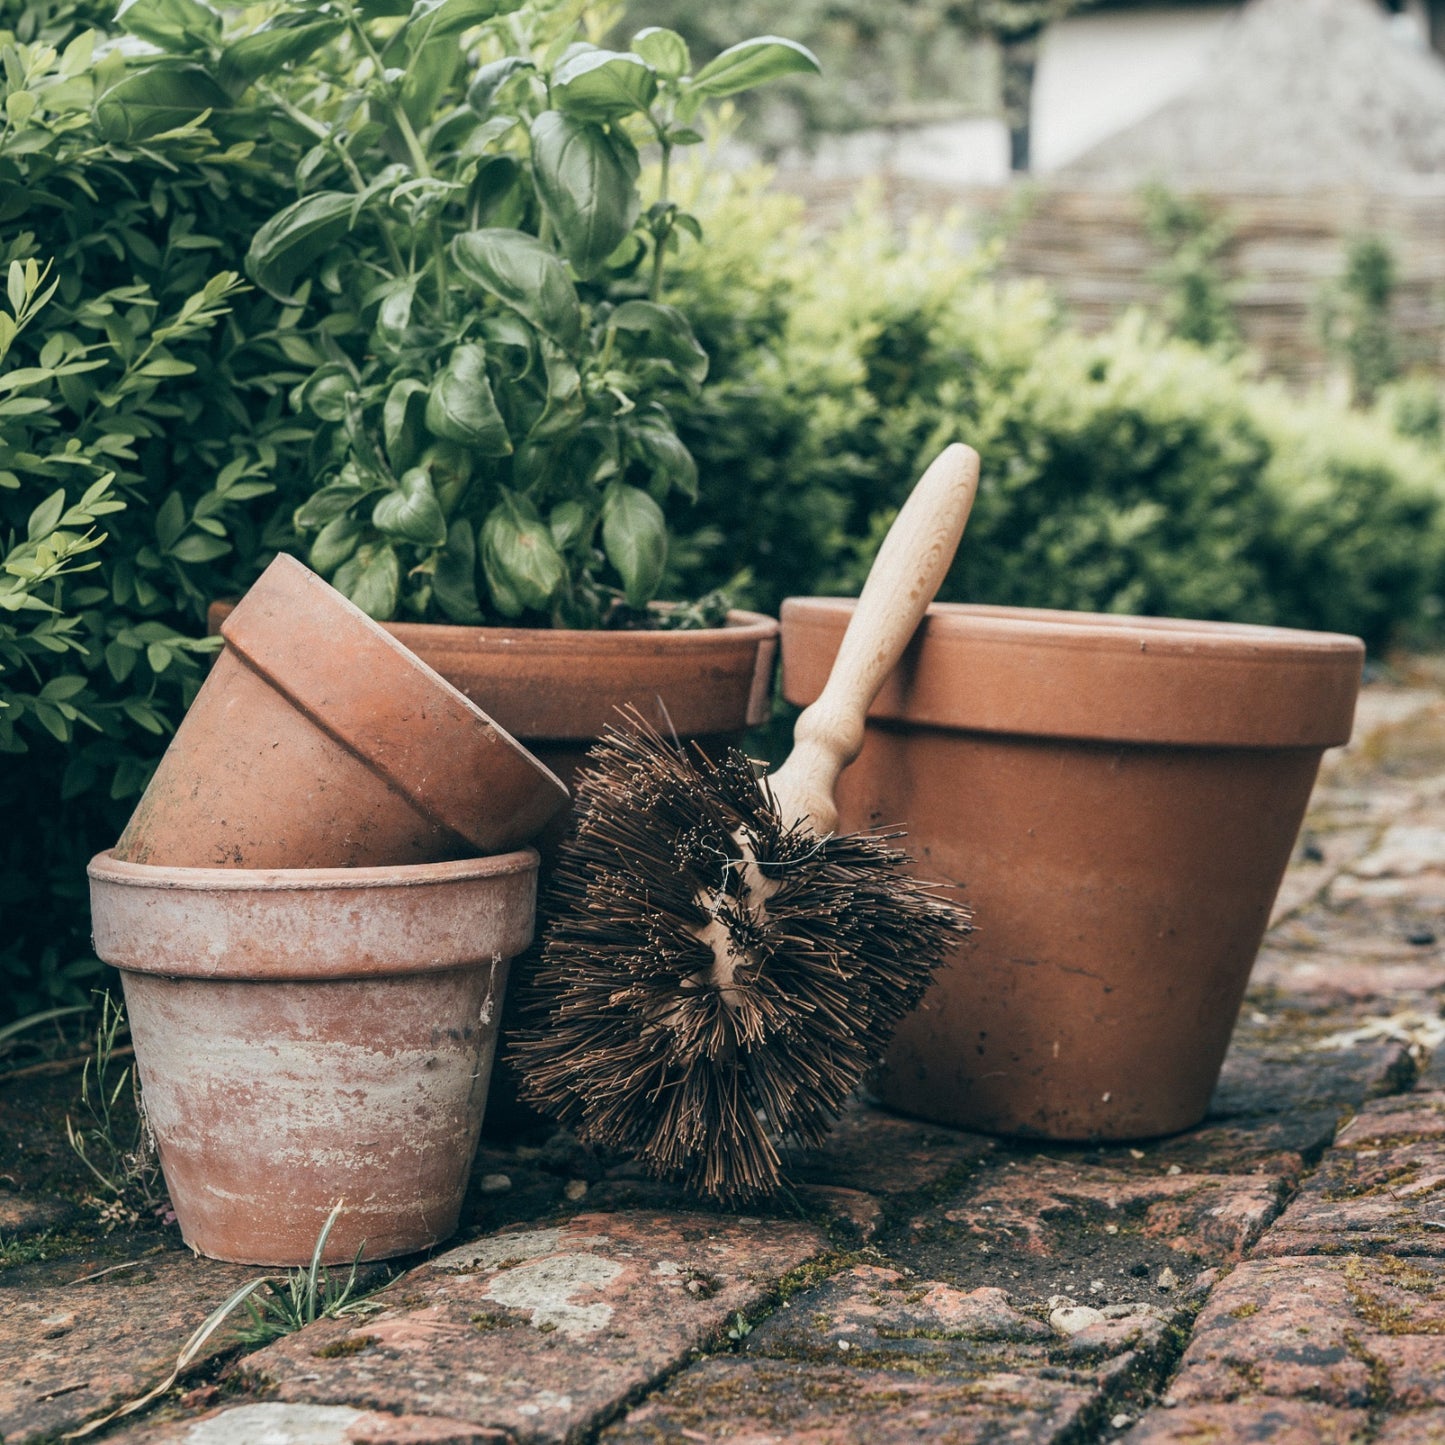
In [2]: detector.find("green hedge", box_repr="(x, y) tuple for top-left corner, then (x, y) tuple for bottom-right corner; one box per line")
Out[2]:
(0, 10), (306, 1018)
(661, 172), (1445, 652)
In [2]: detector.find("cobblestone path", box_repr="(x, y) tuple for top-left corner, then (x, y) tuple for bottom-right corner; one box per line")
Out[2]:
(4, 668), (1444, 1444)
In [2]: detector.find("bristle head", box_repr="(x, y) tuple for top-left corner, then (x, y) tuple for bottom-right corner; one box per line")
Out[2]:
(509, 711), (970, 1205)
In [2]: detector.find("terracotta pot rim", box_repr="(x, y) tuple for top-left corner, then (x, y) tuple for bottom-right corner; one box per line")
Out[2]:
(88, 845), (539, 893)
(210, 598), (778, 649)
(391, 606), (778, 646)
(89, 847), (538, 980)
(781, 598), (1364, 748)
(783, 597), (1363, 657)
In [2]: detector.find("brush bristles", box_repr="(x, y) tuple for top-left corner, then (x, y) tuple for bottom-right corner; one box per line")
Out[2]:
(510, 714), (971, 1205)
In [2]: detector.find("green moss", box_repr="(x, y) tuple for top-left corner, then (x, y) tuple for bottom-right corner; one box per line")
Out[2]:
(311, 1333), (376, 1359)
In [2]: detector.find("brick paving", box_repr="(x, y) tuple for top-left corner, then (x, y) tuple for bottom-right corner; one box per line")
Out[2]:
(2, 673), (1444, 1444)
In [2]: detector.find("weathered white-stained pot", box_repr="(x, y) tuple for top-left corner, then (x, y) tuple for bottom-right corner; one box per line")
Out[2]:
(88, 848), (539, 1265)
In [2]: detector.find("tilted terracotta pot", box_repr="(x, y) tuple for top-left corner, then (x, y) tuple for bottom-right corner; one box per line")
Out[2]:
(781, 600), (1364, 1141)
(88, 847), (538, 1264)
(119, 554), (568, 870)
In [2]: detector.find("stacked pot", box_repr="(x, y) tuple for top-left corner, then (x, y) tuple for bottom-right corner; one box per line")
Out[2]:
(88, 555), (569, 1265)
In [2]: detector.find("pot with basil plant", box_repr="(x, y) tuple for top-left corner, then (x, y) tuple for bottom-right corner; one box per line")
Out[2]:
(134, 0), (817, 785)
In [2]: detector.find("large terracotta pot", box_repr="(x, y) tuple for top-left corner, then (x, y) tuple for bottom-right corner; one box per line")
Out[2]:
(88, 848), (538, 1264)
(781, 599), (1364, 1142)
(121, 554), (567, 870)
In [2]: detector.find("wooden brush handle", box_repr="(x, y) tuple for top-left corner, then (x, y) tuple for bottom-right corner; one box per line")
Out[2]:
(768, 443), (981, 835)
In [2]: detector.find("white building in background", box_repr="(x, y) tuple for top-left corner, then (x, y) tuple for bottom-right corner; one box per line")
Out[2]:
(774, 0), (1441, 187)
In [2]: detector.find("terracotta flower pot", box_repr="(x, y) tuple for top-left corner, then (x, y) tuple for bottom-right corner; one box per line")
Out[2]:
(88, 847), (539, 1265)
(205, 593), (779, 1135)
(781, 599), (1364, 1142)
(206, 601), (780, 795)
(119, 554), (568, 870)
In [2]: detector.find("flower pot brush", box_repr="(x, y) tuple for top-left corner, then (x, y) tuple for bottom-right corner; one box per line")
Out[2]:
(511, 443), (981, 1203)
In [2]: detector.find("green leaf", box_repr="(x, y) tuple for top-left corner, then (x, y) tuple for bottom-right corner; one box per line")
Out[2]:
(609, 299), (709, 390)
(33, 700), (70, 743)
(375, 279), (417, 347)
(246, 191), (357, 303)
(154, 491), (186, 550)
(308, 514), (365, 575)
(219, 14), (345, 86)
(688, 36), (820, 103)
(114, 0), (221, 52)
(425, 343), (511, 454)
(433, 519), (484, 623)
(451, 228), (581, 349)
(528, 339), (584, 441)
(404, 0), (522, 46)
(94, 63), (230, 143)
(632, 27), (689, 80)
(480, 492), (565, 615)
(105, 640), (138, 683)
(372, 467), (448, 547)
(552, 49), (658, 121)
(39, 674), (88, 702)
(400, 26), (461, 129)
(334, 542), (401, 620)
(298, 364), (355, 422)
(549, 498), (589, 551)
(27, 489), (65, 543)
(170, 533), (231, 563)
(626, 405), (698, 501)
(467, 56), (534, 114)
(384, 377), (429, 472)
(530, 111), (640, 279)
(295, 482), (368, 530)
(602, 483), (667, 607)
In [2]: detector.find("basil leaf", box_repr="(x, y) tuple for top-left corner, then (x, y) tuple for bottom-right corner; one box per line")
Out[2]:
(602, 482), (667, 608)
(481, 492), (566, 615)
(687, 36), (820, 101)
(114, 0), (221, 53)
(94, 63), (230, 143)
(425, 343), (511, 454)
(372, 467), (448, 547)
(530, 111), (640, 280)
(631, 27), (689, 80)
(219, 15), (344, 86)
(451, 228), (581, 349)
(433, 519), (484, 623)
(246, 191), (356, 302)
(609, 299), (709, 391)
(308, 514), (366, 575)
(334, 542), (401, 620)
(552, 49), (658, 121)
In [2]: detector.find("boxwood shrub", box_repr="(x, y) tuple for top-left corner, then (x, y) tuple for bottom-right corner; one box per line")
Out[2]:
(658, 173), (1445, 653)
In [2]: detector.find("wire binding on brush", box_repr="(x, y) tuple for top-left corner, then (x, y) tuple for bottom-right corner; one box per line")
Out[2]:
(510, 712), (971, 1205)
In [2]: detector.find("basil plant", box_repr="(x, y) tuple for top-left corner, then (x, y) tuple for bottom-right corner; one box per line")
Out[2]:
(104, 0), (818, 627)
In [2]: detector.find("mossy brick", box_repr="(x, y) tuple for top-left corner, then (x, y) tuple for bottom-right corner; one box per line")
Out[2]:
(1253, 1140), (1445, 1256)
(236, 1211), (827, 1444)
(597, 1356), (1098, 1444)
(0, 1249), (261, 1445)
(1123, 1400), (1370, 1443)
